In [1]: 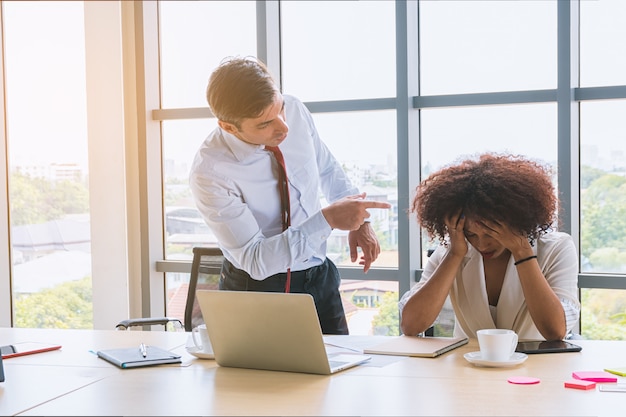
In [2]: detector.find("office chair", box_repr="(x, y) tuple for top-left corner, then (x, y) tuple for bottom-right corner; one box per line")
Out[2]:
(115, 246), (224, 332)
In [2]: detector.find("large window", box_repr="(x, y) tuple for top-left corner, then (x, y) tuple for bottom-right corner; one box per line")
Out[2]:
(3, 1), (92, 328)
(1, 1), (625, 340)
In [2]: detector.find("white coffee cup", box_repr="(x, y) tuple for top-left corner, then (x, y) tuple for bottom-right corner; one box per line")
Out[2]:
(477, 329), (518, 362)
(191, 324), (213, 354)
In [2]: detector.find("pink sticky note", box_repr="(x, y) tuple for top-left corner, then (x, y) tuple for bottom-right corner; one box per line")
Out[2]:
(572, 371), (618, 383)
(508, 376), (541, 385)
(565, 379), (596, 390)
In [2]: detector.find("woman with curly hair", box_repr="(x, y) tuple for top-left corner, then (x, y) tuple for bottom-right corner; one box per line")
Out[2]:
(399, 153), (580, 341)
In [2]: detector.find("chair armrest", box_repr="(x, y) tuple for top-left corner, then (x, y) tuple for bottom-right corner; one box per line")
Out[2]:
(115, 317), (183, 330)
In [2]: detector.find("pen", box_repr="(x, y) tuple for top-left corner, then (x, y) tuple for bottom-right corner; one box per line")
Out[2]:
(139, 343), (147, 358)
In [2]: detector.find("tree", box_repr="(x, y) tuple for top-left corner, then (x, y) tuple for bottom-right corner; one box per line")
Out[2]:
(371, 291), (399, 336)
(581, 164), (605, 189)
(581, 172), (626, 271)
(14, 277), (93, 329)
(9, 171), (89, 226)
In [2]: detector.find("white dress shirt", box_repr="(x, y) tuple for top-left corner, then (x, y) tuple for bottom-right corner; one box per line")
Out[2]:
(398, 231), (581, 340)
(189, 94), (359, 280)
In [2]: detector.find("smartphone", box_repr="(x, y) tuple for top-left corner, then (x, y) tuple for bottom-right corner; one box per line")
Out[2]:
(515, 340), (582, 354)
(1, 342), (62, 359)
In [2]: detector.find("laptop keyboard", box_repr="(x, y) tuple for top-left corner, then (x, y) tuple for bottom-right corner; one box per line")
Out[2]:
(328, 360), (348, 368)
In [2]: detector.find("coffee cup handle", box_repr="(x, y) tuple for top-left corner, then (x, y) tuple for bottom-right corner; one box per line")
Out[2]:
(510, 333), (519, 354)
(192, 327), (203, 350)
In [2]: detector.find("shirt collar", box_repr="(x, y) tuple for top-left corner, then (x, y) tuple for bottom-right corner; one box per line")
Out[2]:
(219, 127), (265, 162)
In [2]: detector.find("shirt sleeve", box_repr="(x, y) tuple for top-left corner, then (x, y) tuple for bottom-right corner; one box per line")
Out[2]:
(540, 233), (581, 334)
(398, 245), (446, 318)
(190, 160), (333, 280)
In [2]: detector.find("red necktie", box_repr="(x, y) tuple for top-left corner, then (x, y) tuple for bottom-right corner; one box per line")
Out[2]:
(266, 146), (292, 292)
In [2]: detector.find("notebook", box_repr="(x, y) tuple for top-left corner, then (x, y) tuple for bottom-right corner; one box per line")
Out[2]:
(363, 335), (468, 357)
(196, 290), (371, 375)
(96, 345), (182, 369)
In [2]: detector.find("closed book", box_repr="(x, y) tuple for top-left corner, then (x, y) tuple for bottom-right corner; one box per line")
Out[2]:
(97, 345), (181, 369)
(363, 335), (469, 358)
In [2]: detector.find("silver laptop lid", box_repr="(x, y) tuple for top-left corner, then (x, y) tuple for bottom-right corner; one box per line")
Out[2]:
(196, 290), (365, 375)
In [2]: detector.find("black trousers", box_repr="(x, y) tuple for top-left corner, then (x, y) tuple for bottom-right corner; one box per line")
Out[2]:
(219, 257), (349, 335)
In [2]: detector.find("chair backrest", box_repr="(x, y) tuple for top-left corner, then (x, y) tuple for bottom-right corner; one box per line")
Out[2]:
(115, 246), (224, 331)
(183, 246), (223, 331)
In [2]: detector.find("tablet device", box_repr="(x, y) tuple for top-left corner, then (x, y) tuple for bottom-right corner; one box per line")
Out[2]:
(515, 340), (582, 354)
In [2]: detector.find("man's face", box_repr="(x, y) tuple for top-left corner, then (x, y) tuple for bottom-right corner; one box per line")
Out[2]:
(219, 92), (289, 147)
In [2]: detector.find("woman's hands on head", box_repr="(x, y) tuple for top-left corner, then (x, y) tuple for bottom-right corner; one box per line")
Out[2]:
(473, 218), (533, 258)
(444, 210), (468, 257)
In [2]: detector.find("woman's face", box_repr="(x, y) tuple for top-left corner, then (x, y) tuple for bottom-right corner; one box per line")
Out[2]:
(463, 218), (508, 260)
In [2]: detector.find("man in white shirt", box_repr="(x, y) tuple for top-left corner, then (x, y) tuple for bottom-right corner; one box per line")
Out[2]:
(189, 56), (391, 334)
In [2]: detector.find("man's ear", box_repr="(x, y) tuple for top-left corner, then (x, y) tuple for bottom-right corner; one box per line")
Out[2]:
(218, 120), (238, 135)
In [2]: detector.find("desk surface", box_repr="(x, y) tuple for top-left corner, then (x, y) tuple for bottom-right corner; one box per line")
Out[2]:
(2, 328), (625, 416)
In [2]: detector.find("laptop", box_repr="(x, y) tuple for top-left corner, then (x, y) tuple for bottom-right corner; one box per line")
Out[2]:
(195, 290), (371, 375)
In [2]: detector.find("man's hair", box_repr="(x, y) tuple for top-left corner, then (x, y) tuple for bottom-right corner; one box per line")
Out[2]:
(206, 56), (277, 128)
(411, 152), (559, 245)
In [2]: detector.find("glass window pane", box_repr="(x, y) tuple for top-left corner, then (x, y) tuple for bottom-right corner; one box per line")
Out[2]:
(4, 1), (92, 328)
(420, 0), (557, 95)
(159, 0), (257, 108)
(341, 280), (399, 336)
(421, 104), (558, 172)
(580, 0), (626, 87)
(581, 288), (626, 340)
(281, 1), (396, 101)
(312, 110), (398, 269)
(421, 103), (558, 264)
(580, 100), (626, 274)
(163, 119), (219, 261)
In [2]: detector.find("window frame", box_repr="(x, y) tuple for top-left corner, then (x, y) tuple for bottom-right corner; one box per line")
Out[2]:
(2, 0), (625, 331)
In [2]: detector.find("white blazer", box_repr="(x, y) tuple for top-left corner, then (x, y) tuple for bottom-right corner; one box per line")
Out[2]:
(399, 232), (580, 340)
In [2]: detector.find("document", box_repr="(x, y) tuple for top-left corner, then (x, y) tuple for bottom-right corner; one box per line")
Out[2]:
(97, 345), (182, 369)
(363, 335), (468, 358)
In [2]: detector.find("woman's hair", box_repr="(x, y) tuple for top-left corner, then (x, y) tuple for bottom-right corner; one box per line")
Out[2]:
(411, 153), (559, 245)
(206, 56), (277, 128)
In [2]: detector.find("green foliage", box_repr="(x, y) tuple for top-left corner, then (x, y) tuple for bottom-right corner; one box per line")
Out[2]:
(15, 277), (93, 329)
(588, 248), (626, 272)
(371, 291), (399, 336)
(581, 289), (626, 340)
(581, 165), (606, 189)
(581, 171), (626, 271)
(372, 178), (397, 188)
(9, 172), (89, 226)
(433, 322), (453, 337)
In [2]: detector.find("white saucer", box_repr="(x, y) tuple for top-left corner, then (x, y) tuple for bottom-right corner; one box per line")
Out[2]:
(185, 345), (215, 360)
(463, 351), (528, 368)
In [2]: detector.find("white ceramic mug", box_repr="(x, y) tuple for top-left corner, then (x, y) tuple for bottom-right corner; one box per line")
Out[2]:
(191, 324), (213, 354)
(476, 329), (518, 362)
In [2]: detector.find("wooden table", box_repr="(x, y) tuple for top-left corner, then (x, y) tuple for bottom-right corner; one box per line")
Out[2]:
(1, 328), (624, 416)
